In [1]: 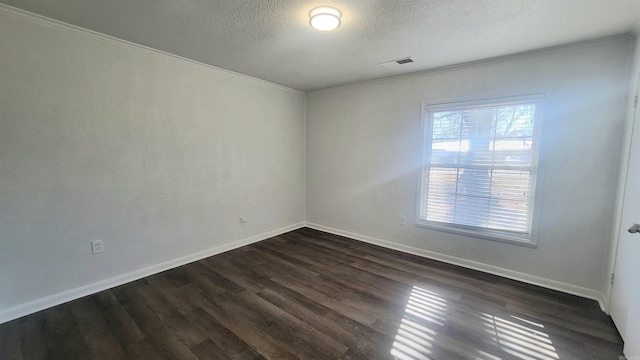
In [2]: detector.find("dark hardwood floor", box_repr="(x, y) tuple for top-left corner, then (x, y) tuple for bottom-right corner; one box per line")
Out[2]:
(0, 228), (624, 359)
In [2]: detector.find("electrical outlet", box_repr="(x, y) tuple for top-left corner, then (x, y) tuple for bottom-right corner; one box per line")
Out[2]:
(91, 240), (104, 254)
(400, 216), (406, 226)
(283, 202), (288, 212)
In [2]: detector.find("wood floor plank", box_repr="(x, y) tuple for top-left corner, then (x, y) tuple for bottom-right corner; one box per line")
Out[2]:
(0, 317), (22, 360)
(70, 295), (127, 360)
(92, 290), (145, 348)
(256, 287), (390, 359)
(184, 308), (264, 360)
(125, 338), (170, 360)
(181, 262), (243, 296)
(138, 281), (209, 348)
(82, 328), (127, 360)
(18, 314), (47, 359)
(271, 275), (380, 326)
(191, 338), (232, 360)
(70, 297), (110, 339)
(0, 228), (624, 359)
(200, 256), (268, 294)
(233, 290), (348, 358)
(193, 291), (299, 359)
(112, 284), (199, 360)
(43, 305), (89, 359)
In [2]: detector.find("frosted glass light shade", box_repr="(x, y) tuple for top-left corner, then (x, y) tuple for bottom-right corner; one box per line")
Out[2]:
(309, 6), (342, 31)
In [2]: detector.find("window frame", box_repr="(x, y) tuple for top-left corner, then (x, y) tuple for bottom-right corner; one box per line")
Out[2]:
(415, 93), (545, 247)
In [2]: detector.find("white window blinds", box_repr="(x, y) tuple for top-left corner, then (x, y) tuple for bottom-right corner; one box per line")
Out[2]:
(418, 95), (543, 243)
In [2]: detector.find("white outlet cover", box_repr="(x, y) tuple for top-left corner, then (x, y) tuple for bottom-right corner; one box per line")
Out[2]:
(91, 240), (104, 254)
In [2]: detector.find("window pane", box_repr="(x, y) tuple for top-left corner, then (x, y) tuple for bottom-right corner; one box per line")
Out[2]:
(491, 170), (531, 202)
(453, 194), (490, 228)
(462, 108), (496, 140)
(421, 97), (540, 238)
(492, 138), (534, 166)
(459, 138), (495, 166)
(430, 139), (461, 164)
(432, 111), (462, 139)
(496, 105), (535, 138)
(425, 168), (532, 232)
(489, 170), (531, 232)
(488, 199), (529, 232)
(424, 167), (458, 222)
(460, 108), (496, 167)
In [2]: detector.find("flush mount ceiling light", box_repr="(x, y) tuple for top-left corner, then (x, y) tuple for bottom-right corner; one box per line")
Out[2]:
(309, 6), (342, 31)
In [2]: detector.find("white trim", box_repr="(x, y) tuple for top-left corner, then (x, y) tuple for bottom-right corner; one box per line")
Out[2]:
(305, 222), (607, 312)
(413, 222), (536, 248)
(0, 222), (305, 325)
(422, 93), (545, 110)
(303, 95), (308, 221)
(606, 70), (640, 314)
(0, 4), (303, 95)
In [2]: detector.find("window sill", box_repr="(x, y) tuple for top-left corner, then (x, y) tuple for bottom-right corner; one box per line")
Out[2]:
(415, 221), (538, 248)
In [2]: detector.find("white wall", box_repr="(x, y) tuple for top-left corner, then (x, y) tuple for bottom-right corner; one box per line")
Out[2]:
(0, 7), (305, 321)
(306, 37), (632, 302)
(607, 28), (640, 337)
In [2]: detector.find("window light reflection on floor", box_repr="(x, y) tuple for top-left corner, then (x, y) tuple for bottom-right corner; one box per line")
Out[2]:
(390, 286), (560, 360)
(474, 349), (503, 360)
(481, 312), (559, 360)
(391, 286), (447, 359)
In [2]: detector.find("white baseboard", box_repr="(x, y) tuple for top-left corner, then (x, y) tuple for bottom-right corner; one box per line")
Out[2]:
(305, 222), (607, 312)
(1, 221), (607, 325)
(0, 222), (305, 325)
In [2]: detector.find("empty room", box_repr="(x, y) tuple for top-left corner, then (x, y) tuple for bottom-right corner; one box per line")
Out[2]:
(1, 1), (640, 359)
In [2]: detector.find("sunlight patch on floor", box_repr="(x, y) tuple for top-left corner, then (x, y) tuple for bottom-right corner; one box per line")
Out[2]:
(481, 313), (559, 360)
(391, 286), (446, 359)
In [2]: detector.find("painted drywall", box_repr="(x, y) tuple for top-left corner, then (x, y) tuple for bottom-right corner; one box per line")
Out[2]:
(606, 29), (640, 346)
(0, 8), (305, 318)
(306, 37), (632, 297)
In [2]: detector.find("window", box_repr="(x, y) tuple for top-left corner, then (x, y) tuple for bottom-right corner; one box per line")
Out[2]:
(417, 94), (543, 245)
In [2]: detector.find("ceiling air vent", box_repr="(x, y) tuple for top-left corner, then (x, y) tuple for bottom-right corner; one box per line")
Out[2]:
(378, 57), (414, 69)
(396, 57), (414, 64)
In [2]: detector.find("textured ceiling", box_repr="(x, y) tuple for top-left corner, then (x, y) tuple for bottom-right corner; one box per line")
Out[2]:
(2, 0), (640, 91)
